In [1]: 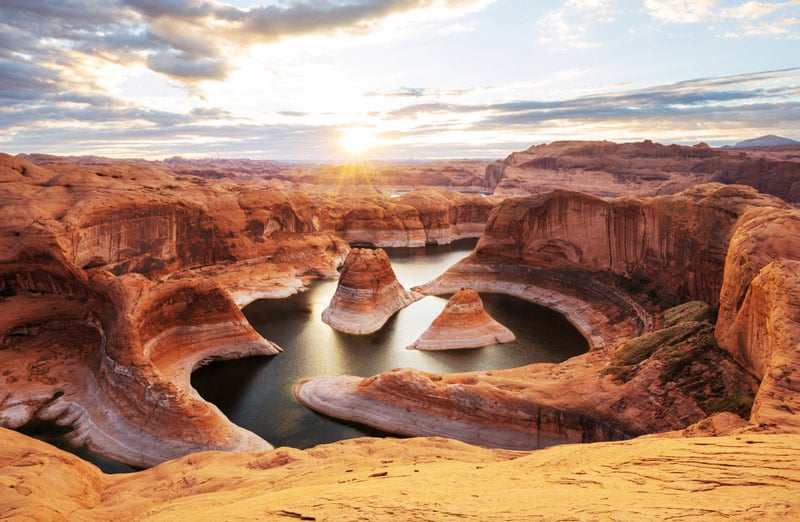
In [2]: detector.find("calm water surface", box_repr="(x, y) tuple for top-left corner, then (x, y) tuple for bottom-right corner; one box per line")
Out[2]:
(192, 239), (588, 449)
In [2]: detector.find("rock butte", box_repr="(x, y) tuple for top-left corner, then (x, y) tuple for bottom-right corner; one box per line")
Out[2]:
(0, 153), (492, 466)
(407, 288), (515, 350)
(297, 183), (799, 450)
(322, 247), (421, 335)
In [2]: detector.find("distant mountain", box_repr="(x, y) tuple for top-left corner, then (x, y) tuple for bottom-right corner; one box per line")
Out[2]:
(733, 135), (800, 148)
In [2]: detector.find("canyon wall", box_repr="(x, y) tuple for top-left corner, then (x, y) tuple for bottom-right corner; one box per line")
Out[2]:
(0, 153), (498, 466)
(298, 184), (793, 448)
(487, 140), (800, 203)
(476, 183), (787, 306)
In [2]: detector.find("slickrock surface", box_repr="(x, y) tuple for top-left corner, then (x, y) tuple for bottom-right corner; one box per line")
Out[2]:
(3, 426), (800, 521)
(322, 248), (421, 335)
(0, 153), (495, 466)
(407, 289), (515, 350)
(487, 140), (800, 202)
(298, 184), (793, 448)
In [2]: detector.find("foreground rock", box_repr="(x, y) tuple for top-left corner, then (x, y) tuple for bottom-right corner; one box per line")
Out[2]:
(487, 139), (800, 203)
(298, 184), (792, 448)
(322, 248), (421, 334)
(3, 426), (800, 520)
(407, 289), (514, 350)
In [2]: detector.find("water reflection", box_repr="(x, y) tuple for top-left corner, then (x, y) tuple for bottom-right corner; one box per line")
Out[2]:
(192, 239), (589, 449)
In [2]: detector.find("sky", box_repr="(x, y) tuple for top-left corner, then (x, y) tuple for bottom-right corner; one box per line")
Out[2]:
(0, 0), (799, 161)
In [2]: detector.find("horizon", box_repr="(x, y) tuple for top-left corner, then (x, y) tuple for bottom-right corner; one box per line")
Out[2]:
(1, 1), (799, 161)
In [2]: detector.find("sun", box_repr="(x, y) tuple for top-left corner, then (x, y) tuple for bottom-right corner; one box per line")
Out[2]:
(338, 127), (380, 156)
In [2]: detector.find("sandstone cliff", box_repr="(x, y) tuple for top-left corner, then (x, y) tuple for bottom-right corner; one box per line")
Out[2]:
(407, 288), (515, 350)
(322, 248), (421, 335)
(487, 140), (800, 203)
(0, 153), (498, 466)
(298, 184), (793, 449)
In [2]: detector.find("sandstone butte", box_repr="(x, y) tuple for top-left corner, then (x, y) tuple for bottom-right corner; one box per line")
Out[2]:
(321, 247), (421, 335)
(407, 288), (515, 350)
(486, 139), (800, 203)
(5, 148), (800, 519)
(0, 153), (493, 468)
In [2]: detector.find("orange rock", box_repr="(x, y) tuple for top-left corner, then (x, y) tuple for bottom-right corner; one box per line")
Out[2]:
(488, 140), (800, 203)
(407, 289), (514, 350)
(322, 248), (421, 334)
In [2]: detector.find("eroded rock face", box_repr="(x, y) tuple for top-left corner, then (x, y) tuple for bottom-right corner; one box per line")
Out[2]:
(488, 140), (800, 203)
(0, 247), (276, 467)
(407, 289), (514, 350)
(0, 153), (499, 467)
(475, 183), (786, 306)
(714, 206), (800, 430)
(298, 184), (792, 449)
(322, 248), (421, 335)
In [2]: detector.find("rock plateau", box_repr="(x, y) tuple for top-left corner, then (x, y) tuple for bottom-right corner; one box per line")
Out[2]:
(487, 139), (800, 203)
(407, 288), (515, 350)
(322, 248), (421, 335)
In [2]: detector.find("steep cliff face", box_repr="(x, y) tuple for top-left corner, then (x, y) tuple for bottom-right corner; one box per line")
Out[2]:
(477, 184), (786, 306)
(714, 207), (800, 429)
(298, 185), (788, 448)
(322, 248), (420, 334)
(0, 245), (275, 467)
(395, 189), (498, 244)
(486, 140), (800, 203)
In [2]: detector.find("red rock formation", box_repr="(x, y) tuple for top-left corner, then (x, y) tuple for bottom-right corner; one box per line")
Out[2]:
(0, 153), (498, 466)
(0, 244), (276, 467)
(715, 206), (800, 429)
(407, 289), (514, 350)
(298, 184), (788, 448)
(488, 140), (800, 203)
(395, 189), (499, 245)
(322, 248), (420, 334)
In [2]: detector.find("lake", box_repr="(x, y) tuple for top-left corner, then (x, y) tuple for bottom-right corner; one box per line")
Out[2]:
(192, 239), (589, 449)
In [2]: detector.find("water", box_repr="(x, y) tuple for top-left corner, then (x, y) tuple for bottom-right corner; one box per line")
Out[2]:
(192, 239), (589, 449)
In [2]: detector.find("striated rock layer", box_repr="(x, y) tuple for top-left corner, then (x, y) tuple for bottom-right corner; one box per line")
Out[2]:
(322, 248), (421, 335)
(487, 139), (800, 203)
(4, 425), (800, 521)
(298, 184), (795, 449)
(407, 288), (515, 350)
(0, 153), (497, 467)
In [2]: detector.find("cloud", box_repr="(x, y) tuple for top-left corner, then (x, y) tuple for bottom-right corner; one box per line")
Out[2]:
(381, 68), (800, 143)
(0, 0), (492, 90)
(721, 0), (800, 19)
(537, 0), (616, 48)
(725, 16), (800, 36)
(643, 0), (718, 23)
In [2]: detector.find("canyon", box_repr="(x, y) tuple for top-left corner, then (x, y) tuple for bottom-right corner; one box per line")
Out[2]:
(4, 142), (800, 518)
(0, 153), (492, 467)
